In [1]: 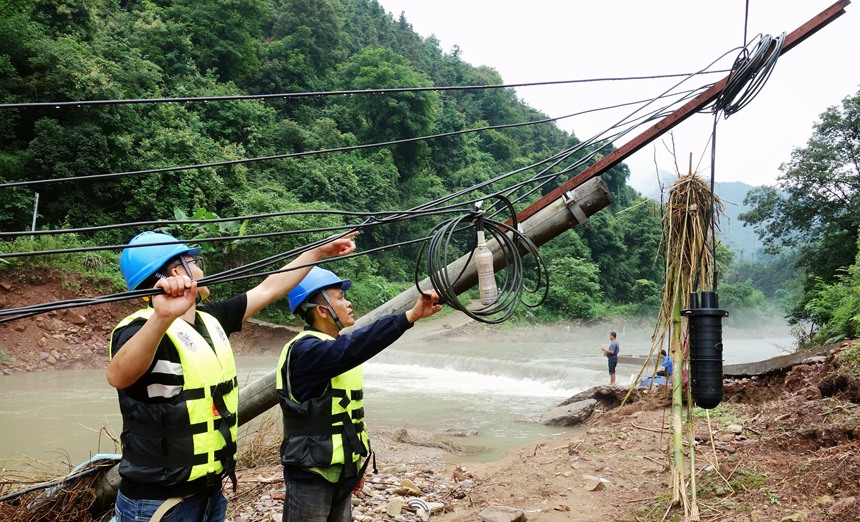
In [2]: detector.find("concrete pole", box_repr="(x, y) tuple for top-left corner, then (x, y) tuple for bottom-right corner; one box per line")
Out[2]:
(237, 177), (613, 424)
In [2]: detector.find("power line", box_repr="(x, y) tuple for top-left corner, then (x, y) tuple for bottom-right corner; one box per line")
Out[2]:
(0, 207), (472, 258)
(499, 83), (715, 212)
(1, 85), (715, 259)
(0, 221), (463, 323)
(0, 87), (710, 190)
(0, 71), (728, 110)
(0, 62), (741, 321)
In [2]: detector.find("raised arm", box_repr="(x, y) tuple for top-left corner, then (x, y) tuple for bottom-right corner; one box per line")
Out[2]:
(243, 232), (358, 321)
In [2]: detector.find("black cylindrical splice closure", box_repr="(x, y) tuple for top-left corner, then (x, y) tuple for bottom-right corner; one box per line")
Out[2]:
(683, 291), (729, 409)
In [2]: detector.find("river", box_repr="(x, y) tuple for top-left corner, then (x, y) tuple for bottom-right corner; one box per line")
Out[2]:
(0, 319), (796, 466)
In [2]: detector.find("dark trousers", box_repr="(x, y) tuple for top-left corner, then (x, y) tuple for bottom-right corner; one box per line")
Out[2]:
(282, 474), (352, 522)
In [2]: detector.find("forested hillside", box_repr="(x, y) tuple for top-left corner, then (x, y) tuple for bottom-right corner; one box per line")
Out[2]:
(0, 0), (734, 323)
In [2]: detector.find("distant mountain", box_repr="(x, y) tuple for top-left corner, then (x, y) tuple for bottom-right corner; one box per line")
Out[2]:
(715, 181), (766, 259)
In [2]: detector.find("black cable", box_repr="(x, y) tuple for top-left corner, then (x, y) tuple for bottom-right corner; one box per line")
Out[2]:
(0, 62), (736, 319)
(691, 22), (786, 290)
(499, 84), (713, 213)
(2, 88), (693, 255)
(0, 89), (706, 191)
(0, 203), (490, 322)
(416, 195), (548, 324)
(0, 208), (393, 238)
(0, 119), (553, 189)
(495, 45), (741, 212)
(0, 207), (471, 258)
(1, 85), (712, 260)
(0, 71), (729, 110)
(704, 33), (785, 118)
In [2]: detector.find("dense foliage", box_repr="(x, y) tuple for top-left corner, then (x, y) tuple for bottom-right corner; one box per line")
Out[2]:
(0, 0), (701, 323)
(741, 89), (860, 334)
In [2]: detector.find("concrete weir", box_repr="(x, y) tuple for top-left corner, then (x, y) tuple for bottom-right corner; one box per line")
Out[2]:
(620, 345), (834, 379)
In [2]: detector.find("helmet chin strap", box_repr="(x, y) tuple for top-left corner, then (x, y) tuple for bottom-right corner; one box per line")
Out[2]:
(178, 257), (193, 278)
(319, 291), (344, 330)
(178, 257), (205, 304)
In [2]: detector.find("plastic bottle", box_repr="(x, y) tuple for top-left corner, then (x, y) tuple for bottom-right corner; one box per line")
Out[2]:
(474, 230), (498, 305)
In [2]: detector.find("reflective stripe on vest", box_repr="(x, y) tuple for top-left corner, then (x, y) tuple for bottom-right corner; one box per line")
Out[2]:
(109, 309), (239, 486)
(276, 330), (370, 482)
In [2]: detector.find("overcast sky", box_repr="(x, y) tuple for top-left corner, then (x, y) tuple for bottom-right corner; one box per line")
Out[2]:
(374, 0), (859, 196)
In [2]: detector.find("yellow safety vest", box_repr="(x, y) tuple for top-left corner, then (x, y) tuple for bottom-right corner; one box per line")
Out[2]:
(109, 309), (239, 488)
(276, 330), (370, 483)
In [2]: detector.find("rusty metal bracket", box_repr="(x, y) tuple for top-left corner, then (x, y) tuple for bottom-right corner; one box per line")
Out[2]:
(563, 190), (590, 227)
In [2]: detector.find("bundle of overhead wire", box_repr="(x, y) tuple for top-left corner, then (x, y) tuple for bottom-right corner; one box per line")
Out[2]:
(416, 195), (549, 324)
(709, 32), (785, 118)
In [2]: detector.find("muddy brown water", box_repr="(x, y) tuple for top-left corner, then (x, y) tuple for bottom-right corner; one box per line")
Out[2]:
(0, 321), (795, 465)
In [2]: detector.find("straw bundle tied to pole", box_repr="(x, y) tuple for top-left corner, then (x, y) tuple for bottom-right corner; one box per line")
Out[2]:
(647, 172), (723, 521)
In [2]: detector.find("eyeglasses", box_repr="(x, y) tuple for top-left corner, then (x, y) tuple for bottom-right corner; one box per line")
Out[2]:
(165, 256), (204, 272)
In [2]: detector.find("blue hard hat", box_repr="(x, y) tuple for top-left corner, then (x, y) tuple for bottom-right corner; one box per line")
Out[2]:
(120, 231), (201, 290)
(288, 267), (352, 314)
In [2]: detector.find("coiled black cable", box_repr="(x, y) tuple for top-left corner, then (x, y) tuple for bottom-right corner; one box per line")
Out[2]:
(707, 32), (785, 118)
(416, 195), (548, 324)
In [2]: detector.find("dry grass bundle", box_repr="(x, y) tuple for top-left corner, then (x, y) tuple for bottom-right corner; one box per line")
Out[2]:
(227, 410), (285, 517)
(644, 172), (724, 521)
(236, 409), (282, 469)
(652, 173), (723, 355)
(0, 455), (116, 522)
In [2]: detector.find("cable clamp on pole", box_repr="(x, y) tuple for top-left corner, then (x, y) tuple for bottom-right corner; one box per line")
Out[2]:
(562, 190), (589, 227)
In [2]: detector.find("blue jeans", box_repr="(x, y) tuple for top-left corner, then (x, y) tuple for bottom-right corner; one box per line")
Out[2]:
(282, 476), (352, 522)
(115, 489), (227, 522)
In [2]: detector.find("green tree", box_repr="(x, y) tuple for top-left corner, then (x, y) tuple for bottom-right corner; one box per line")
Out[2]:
(335, 47), (437, 175)
(168, 0), (269, 82)
(124, 3), (198, 78)
(581, 198), (662, 303)
(542, 256), (602, 319)
(798, 228), (860, 343)
(724, 250), (801, 299)
(718, 280), (766, 310)
(741, 89), (860, 324)
(271, 0), (341, 75)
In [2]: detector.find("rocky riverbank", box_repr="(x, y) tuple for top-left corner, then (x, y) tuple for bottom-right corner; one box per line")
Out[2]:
(225, 343), (860, 522)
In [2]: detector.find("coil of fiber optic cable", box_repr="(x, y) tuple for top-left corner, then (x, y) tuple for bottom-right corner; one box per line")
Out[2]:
(414, 194), (548, 324)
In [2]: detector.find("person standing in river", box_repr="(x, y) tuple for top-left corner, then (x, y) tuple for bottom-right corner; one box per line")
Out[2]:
(107, 230), (356, 522)
(601, 331), (620, 385)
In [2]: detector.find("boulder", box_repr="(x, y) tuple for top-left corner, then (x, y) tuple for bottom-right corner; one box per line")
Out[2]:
(557, 385), (627, 408)
(539, 399), (596, 426)
(478, 505), (527, 522)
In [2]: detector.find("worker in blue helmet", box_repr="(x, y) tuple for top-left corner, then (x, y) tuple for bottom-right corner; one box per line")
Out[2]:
(276, 267), (442, 522)
(108, 230), (356, 522)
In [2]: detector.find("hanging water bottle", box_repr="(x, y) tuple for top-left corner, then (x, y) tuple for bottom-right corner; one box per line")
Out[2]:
(474, 227), (498, 305)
